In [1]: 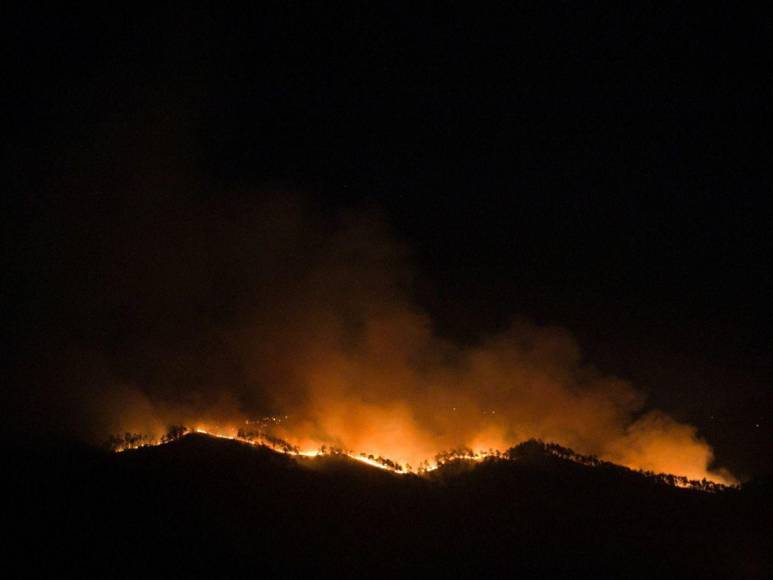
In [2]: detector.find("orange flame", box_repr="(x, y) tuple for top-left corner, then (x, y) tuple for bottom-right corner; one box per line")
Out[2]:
(93, 206), (737, 487)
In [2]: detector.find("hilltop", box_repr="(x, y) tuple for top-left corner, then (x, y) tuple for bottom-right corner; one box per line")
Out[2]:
(8, 432), (771, 577)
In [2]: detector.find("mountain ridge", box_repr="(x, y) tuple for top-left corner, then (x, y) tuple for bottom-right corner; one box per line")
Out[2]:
(8, 432), (771, 577)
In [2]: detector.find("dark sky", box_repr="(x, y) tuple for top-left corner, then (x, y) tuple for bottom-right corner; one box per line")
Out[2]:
(7, 5), (772, 478)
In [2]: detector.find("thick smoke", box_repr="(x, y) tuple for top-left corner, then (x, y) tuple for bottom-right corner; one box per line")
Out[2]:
(17, 192), (734, 483)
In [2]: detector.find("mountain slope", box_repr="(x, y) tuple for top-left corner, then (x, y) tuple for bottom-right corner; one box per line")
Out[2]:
(8, 433), (771, 577)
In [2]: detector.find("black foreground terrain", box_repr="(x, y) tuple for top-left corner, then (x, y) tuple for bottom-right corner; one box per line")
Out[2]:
(9, 433), (771, 578)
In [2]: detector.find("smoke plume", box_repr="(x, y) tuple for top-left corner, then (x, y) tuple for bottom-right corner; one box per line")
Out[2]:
(16, 192), (734, 483)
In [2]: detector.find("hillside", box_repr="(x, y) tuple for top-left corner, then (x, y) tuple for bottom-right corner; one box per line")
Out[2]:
(8, 433), (771, 577)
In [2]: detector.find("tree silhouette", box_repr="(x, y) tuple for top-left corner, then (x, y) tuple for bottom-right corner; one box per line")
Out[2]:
(160, 425), (189, 443)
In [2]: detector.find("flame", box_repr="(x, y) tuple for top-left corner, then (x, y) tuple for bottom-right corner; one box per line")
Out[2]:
(191, 426), (419, 472)
(85, 204), (738, 488)
(113, 423), (497, 474)
(111, 420), (733, 491)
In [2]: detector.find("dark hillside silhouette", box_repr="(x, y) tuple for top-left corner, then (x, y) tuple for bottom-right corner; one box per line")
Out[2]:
(8, 433), (771, 577)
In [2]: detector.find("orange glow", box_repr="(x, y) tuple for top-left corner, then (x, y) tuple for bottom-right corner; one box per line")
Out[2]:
(97, 210), (737, 488)
(111, 419), (734, 489)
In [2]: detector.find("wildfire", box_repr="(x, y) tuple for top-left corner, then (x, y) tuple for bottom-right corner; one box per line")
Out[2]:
(58, 200), (739, 493)
(111, 423), (494, 474)
(188, 427), (408, 472)
(108, 421), (734, 492)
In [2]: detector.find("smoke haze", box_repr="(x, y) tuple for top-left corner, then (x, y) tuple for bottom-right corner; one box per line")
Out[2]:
(13, 191), (734, 483)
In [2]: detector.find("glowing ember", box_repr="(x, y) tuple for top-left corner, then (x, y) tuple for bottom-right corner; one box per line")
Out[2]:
(112, 424), (497, 474)
(34, 199), (740, 491)
(109, 422), (734, 492)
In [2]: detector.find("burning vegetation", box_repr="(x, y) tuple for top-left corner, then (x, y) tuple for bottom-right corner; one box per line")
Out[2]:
(107, 422), (734, 492)
(25, 196), (736, 487)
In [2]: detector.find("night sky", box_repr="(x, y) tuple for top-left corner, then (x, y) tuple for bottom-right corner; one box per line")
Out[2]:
(7, 5), (772, 479)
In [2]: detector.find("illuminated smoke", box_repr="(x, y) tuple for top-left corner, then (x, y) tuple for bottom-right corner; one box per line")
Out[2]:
(24, 194), (734, 484)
